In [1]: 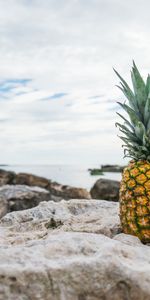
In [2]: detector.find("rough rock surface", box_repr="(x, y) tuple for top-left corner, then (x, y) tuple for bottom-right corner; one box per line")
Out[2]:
(0, 169), (91, 200)
(15, 172), (50, 189)
(0, 200), (150, 300)
(49, 181), (91, 200)
(0, 196), (8, 218)
(113, 233), (143, 246)
(90, 178), (120, 201)
(0, 185), (51, 213)
(0, 199), (120, 238)
(0, 169), (15, 186)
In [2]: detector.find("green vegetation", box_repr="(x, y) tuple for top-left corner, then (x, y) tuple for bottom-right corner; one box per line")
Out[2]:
(45, 218), (63, 229)
(88, 168), (104, 176)
(115, 60), (150, 161)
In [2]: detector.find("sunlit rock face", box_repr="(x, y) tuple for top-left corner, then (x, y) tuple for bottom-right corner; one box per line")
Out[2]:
(0, 199), (150, 300)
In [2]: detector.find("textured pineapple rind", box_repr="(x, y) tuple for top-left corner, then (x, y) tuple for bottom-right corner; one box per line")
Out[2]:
(120, 160), (150, 243)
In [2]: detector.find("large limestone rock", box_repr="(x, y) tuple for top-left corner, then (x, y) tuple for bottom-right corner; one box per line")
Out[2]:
(0, 199), (120, 238)
(0, 200), (150, 299)
(0, 231), (150, 300)
(90, 178), (120, 201)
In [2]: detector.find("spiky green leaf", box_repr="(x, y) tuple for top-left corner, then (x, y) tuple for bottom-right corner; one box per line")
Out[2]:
(117, 102), (140, 126)
(144, 93), (150, 126)
(134, 121), (146, 141)
(131, 62), (147, 114)
(115, 122), (139, 142)
(146, 74), (150, 96)
(116, 112), (134, 130)
(115, 61), (150, 161)
(114, 68), (138, 110)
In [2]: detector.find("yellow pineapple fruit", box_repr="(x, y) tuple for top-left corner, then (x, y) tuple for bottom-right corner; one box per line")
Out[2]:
(115, 62), (150, 242)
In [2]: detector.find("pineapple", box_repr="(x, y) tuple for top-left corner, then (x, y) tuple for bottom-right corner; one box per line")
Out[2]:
(115, 61), (150, 242)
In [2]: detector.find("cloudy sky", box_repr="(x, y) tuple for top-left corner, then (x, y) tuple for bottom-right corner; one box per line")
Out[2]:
(0, 0), (150, 165)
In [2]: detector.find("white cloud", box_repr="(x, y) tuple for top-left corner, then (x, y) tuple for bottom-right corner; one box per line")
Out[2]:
(0, 0), (149, 164)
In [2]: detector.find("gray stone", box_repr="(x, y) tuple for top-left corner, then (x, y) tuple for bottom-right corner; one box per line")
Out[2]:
(90, 178), (120, 201)
(49, 181), (91, 200)
(0, 169), (15, 186)
(113, 233), (143, 246)
(0, 197), (8, 218)
(0, 231), (149, 299)
(0, 185), (51, 213)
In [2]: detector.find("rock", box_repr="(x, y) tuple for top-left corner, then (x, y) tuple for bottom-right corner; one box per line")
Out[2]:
(113, 233), (143, 246)
(0, 197), (8, 218)
(50, 194), (63, 202)
(0, 200), (150, 300)
(0, 169), (15, 186)
(90, 178), (120, 201)
(0, 199), (120, 238)
(14, 172), (50, 189)
(49, 181), (91, 200)
(0, 169), (91, 200)
(15, 173), (91, 200)
(0, 185), (51, 213)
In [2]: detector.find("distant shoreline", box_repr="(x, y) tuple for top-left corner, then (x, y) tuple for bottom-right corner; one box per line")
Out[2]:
(0, 164), (122, 190)
(0, 164), (9, 167)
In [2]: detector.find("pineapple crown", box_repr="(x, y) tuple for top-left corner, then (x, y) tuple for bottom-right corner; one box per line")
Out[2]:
(114, 61), (150, 161)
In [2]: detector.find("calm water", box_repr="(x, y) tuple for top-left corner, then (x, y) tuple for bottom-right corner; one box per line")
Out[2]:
(2, 165), (122, 191)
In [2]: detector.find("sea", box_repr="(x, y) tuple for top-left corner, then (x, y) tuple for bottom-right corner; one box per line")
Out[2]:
(1, 165), (122, 191)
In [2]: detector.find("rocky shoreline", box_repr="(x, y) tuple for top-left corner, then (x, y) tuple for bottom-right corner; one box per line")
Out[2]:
(0, 168), (120, 204)
(0, 168), (91, 198)
(0, 169), (149, 299)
